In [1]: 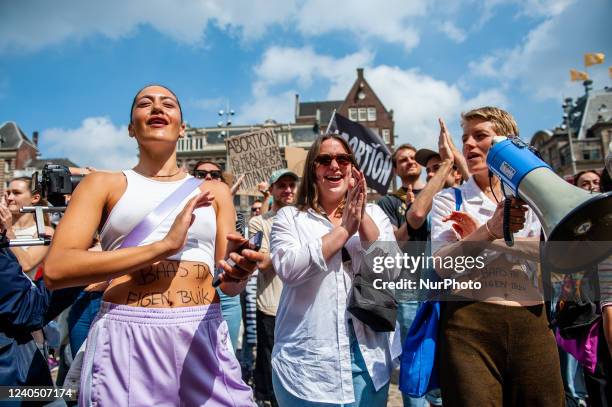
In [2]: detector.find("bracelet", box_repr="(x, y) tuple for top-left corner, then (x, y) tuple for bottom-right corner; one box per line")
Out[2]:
(485, 221), (500, 240)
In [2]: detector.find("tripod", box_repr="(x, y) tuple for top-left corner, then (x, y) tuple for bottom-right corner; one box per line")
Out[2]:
(0, 206), (66, 248)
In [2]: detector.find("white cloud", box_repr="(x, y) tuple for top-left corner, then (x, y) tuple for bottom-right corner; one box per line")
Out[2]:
(439, 21), (467, 43)
(365, 66), (464, 146)
(0, 0), (429, 53)
(0, 0), (297, 52)
(238, 90), (297, 125)
(244, 46), (509, 149)
(296, 0), (427, 51)
(464, 88), (510, 110)
(254, 46), (373, 93)
(469, 0), (610, 101)
(468, 55), (500, 78)
(517, 0), (576, 17)
(238, 46), (373, 124)
(189, 97), (227, 111)
(41, 117), (138, 170)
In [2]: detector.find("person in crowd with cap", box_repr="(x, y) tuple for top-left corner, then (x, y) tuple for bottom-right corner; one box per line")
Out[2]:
(377, 144), (423, 242)
(248, 168), (298, 407)
(392, 119), (466, 407)
(408, 118), (467, 234)
(270, 134), (400, 406)
(250, 199), (263, 218)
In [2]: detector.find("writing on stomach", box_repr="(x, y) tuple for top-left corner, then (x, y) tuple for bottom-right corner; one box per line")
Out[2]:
(103, 260), (219, 308)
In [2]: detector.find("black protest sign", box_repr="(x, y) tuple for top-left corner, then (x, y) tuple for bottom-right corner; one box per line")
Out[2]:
(329, 113), (393, 195)
(225, 128), (284, 194)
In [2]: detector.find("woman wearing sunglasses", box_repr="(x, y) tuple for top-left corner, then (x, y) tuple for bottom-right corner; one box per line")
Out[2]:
(269, 134), (401, 406)
(192, 160), (245, 352)
(45, 85), (258, 406)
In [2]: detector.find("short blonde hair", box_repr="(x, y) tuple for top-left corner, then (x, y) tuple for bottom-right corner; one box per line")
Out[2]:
(461, 106), (519, 137)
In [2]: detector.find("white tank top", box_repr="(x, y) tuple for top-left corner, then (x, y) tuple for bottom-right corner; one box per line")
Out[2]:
(13, 224), (38, 238)
(99, 170), (216, 273)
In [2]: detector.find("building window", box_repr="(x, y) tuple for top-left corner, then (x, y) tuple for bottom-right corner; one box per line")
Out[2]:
(358, 108), (367, 122)
(278, 133), (288, 147)
(177, 139), (184, 152)
(582, 148), (601, 161)
(367, 107), (376, 122)
(560, 146), (571, 166)
(382, 129), (391, 143)
(349, 108), (358, 121)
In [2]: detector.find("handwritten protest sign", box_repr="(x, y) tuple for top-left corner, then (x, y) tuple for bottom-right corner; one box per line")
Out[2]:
(225, 128), (284, 195)
(284, 146), (308, 177)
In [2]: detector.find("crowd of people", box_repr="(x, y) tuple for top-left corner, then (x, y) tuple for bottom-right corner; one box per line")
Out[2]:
(0, 84), (610, 407)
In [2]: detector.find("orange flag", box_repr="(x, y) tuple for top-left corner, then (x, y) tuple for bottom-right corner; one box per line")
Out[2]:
(584, 53), (605, 67)
(570, 69), (589, 81)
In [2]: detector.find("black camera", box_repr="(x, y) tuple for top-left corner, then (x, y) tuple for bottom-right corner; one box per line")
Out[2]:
(31, 164), (83, 207)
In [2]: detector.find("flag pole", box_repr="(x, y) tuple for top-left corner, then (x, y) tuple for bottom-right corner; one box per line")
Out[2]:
(324, 109), (337, 135)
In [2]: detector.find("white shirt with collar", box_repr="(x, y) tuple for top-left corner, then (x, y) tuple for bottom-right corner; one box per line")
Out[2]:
(270, 204), (402, 404)
(430, 177), (541, 287)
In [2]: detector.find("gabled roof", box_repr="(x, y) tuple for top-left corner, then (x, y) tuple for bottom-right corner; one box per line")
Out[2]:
(577, 88), (612, 139)
(0, 121), (37, 151)
(27, 157), (80, 169)
(341, 70), (390, 114)
(297, 100), (343, 125)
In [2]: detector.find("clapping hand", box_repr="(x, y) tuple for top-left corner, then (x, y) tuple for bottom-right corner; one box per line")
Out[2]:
(438, 118), (453, 162)
(161, 191), (214, 256)
(439, 117), (470, 180)
(443, 211), (480, 239)
(341, 167), (366, 236)
(0, 195), (12, 233)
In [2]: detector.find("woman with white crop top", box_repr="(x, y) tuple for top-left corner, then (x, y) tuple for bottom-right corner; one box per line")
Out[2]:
(44, 84), (261, 406)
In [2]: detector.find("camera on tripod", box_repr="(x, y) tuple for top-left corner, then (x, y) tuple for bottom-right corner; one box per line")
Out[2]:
(32, 163), (84, 207)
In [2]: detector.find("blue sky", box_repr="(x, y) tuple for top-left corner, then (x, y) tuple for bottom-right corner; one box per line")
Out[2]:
(0, 0), (610, 169)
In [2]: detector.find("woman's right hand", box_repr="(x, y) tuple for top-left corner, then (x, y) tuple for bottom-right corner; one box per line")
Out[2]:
(0, 197), (12, 233)
(341, 168), (365, 236)
(487, 198), (528, 238)
(161, 191), (214, 256)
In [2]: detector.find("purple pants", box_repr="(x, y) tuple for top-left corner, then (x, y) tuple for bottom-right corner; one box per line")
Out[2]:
(79, 301), (255, 406)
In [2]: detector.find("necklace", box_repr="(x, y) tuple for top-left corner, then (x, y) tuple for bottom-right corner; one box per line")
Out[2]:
(134, 168), (182, 178)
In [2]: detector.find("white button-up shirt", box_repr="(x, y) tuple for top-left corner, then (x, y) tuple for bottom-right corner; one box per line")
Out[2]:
(270, 204), (402, 404)
(430, 177), (541, 290)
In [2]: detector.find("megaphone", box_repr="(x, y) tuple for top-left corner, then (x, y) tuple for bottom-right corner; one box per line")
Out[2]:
(487, 136), (612, 273)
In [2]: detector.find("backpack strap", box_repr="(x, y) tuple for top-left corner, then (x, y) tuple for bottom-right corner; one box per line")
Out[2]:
(453, 187), (463, 211)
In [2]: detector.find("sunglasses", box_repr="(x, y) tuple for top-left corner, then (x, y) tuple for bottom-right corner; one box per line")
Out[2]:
(314, 153), (353, 167)
(251, 207), (261, 212)
(194, 170), (222, 180)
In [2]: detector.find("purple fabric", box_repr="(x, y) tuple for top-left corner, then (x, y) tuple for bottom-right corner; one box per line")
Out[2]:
(119, 177), (203, 249)
(79, 301), (255, 406)
(556, 319), (601, 374)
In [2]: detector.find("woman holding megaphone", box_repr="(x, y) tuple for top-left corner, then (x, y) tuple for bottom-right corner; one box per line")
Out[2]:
(430, 107), (564, 406)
